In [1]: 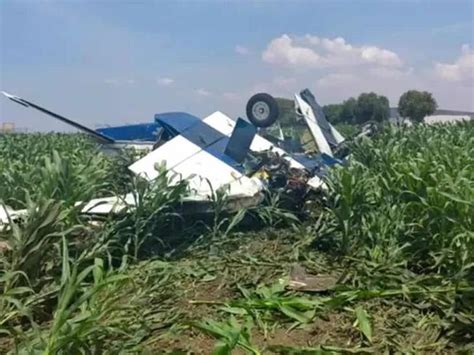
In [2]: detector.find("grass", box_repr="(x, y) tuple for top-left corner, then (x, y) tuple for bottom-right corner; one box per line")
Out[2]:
(0, 121), (473, 354)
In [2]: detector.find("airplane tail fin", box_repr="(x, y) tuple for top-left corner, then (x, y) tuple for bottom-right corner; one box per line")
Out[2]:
(224, 118), (257, 163)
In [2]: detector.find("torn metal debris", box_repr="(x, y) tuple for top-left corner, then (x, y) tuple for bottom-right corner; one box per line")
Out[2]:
(287, 264), (339, 292)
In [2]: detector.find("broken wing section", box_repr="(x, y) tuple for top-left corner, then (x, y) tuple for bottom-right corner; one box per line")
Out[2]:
(294, 93), (333, 157)
(299, 89), (345, 147)
(1, 92), (115, 144)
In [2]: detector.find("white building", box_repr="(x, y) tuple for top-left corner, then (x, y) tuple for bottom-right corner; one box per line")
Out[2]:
(389, 108), (473, 125)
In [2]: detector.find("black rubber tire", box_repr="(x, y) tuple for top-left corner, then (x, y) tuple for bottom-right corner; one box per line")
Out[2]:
(246, 93), (280, 128)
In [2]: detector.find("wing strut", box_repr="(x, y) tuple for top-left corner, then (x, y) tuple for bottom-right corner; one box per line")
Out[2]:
(1, 91), (115, 144)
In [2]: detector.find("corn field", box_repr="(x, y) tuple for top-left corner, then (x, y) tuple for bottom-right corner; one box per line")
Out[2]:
(0, 122), (473, 354)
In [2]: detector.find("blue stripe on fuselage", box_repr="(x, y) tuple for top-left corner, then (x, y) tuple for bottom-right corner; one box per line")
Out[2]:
(181, 119), (244, 173)
(154, 112), (202, 133)
(96, 122), (162, 141)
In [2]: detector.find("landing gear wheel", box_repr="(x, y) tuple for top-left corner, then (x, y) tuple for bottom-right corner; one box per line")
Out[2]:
(246, 93), (279, 128)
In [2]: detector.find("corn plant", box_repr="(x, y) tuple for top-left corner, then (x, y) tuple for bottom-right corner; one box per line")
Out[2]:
(0, 271), (35, 339)
(191, 282), (321, 332)
(107, 164), (188, 259)
(17, 237), (141, 354)
(269, 344), (373, 354)
(1, 121), (473, 352)
(204, 181), (247, 240)
(0, 134), (117, 209)
(250, 189), (300, 228)
(191, 316), (261, 355)
(321, 121), (474, 277)
(0, 197), (81, 290)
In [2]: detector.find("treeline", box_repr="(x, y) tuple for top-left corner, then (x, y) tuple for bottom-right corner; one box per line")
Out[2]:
(274, 90), (437, 126)
(323, 90), (437, 125)
(323, 93), (388, 125)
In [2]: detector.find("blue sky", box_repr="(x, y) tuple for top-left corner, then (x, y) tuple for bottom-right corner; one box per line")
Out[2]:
(1, 0), (473, 131)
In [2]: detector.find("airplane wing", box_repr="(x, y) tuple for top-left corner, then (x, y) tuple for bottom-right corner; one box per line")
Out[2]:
(294, 93), (334, 157)
(129, 113), (235, 179)
(1, 91), (115, 144)
(129, 132), (261, 198)
(298, 89), (345, 148)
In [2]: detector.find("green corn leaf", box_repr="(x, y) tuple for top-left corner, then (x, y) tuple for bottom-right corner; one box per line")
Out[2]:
(355, 306), (372, 343)
(278, 304), (312, 324)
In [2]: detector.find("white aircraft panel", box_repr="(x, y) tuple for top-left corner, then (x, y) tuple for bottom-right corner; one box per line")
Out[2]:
(170, 147), (261, 197)
(330, 124), (345, 145)
(0, 205), (27, 226)
(129, 136), (201, 180)
(307, 175), (327, 190)
(80, 193), (136, 215)
(128, 120), (262, 198)
(294, 94), (333, 157)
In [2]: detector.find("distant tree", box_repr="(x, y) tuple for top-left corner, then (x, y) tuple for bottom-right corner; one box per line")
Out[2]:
(323, 104), (343, 124)
(355, 92), (390, 124)
(398, 90), (437, 124)
(340, 97), (357, 124)
(323, 98), (357, 125)
(275, 97), (298, 127)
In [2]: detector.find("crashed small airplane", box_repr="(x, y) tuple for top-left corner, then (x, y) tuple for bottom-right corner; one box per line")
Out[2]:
(1, 89), (349, 223)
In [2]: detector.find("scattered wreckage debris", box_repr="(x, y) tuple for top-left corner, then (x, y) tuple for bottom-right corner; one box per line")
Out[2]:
(287, 264), (339, 292)
(1, 88), (372, 225)
(0, 204), (27, 228)
(249, 150), (311, 209)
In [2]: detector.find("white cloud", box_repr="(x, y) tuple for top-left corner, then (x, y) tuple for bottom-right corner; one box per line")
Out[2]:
(157, 77), (175, 86)
(304, 34), (321, 45)
(262, 34), (402, 69)
(195, 88), (211, 96)
(434, 45), (474, 82)
(360, 46), (402, 67)
(262, 34), (322, 68)
(252, 43), (474, 110)
(235, 45), (250, 55)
